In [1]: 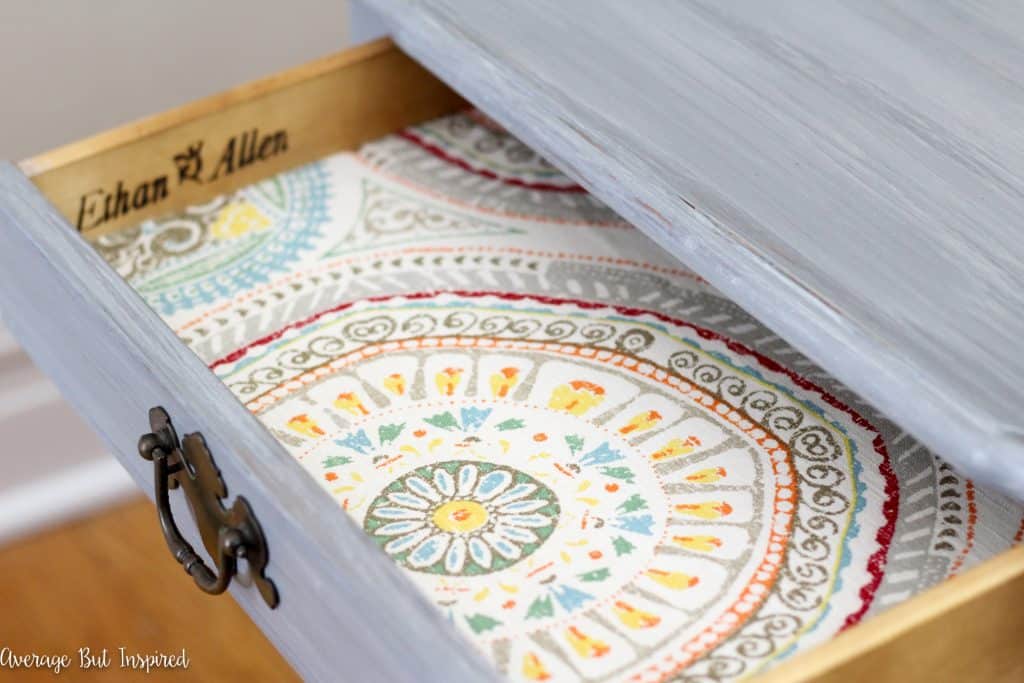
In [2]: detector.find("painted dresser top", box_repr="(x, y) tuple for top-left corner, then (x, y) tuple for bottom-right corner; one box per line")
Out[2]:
(366, 0), (1024, 499)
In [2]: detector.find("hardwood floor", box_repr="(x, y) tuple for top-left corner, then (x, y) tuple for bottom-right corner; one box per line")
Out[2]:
(0, 498), (298, 681)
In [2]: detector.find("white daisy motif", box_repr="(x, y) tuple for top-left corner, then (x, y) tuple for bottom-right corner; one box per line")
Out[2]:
(364, 460), (560, 575)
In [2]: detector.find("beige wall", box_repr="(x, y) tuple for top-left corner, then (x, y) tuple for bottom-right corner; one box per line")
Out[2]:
(0, 0), (350, 159)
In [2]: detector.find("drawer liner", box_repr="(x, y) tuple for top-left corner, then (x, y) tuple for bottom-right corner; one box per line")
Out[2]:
(91, 111), (1024, 682)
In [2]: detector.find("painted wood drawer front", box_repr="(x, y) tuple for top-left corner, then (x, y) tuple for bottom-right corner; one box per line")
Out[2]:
(1, 38), (1024, 683)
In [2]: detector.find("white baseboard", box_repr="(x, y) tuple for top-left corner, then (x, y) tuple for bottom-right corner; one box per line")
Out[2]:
(0, 456), (139, 546)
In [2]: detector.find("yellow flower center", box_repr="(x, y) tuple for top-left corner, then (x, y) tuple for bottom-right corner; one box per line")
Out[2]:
(210, 202), (271, 240)
(433, 500), (489, 533)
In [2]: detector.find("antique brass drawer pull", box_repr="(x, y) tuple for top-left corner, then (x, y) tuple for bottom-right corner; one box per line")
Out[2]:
(137, 407), (278, 608)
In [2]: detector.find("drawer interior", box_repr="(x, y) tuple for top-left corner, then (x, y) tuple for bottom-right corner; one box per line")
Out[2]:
(21, 39), (1024, 682)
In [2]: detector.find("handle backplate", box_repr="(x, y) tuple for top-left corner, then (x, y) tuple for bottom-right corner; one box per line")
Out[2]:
(138, 406), (278, 608)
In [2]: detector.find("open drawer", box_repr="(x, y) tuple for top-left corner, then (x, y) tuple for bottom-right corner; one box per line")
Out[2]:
(1, 38), (1023, 682)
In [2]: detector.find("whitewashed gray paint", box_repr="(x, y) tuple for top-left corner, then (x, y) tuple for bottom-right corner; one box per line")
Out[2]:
(368, 0), (1024, 500)
(0, 165), (498, 683)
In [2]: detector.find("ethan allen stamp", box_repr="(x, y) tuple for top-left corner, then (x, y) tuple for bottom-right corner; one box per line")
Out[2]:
(75, 127), (288, 232)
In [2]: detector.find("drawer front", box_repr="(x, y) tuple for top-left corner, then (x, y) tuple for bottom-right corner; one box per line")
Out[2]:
(0, 40), (493, 683)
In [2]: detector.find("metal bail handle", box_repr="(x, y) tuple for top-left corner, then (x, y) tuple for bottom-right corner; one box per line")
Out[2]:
(137, 406), (279, 608)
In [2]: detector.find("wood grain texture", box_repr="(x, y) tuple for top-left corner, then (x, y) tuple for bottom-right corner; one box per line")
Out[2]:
(368, 0), (1024, 501)
(0, 498), (299, 682)
(759, 544), (1024, 682)
(0, 163), (497, 682)
(20, 38), (464, 238)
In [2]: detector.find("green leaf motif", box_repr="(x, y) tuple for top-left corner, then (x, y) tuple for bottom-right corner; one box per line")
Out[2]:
(526, 596), (554, 620)
(321, 455), (352, 468)
(378, 422), (406, 445)
(565, 434), (585, 454)
(617, 493), (648, 513)
(578, 568), (611, 582)
(601, 466), (636, 484)
(495, 418), (525, 431)
(425, 412), (460, 431)
(612, 536), (636, 557)
(465, 613), (502, 634)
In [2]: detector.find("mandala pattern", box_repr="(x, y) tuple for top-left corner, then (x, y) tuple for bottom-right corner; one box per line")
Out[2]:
(216, 292), (883, 678)
(92, 111), (1024, 682)
(93, 164), (331, 317)
(359, 111), (627, 226)
(321, 179), (522, 257)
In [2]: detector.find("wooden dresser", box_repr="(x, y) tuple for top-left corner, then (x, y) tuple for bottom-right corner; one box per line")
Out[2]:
(1, 3), (1022, 681)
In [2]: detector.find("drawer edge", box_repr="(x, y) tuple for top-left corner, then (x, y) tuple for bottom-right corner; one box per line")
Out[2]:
(758, 544), (1024, 682)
